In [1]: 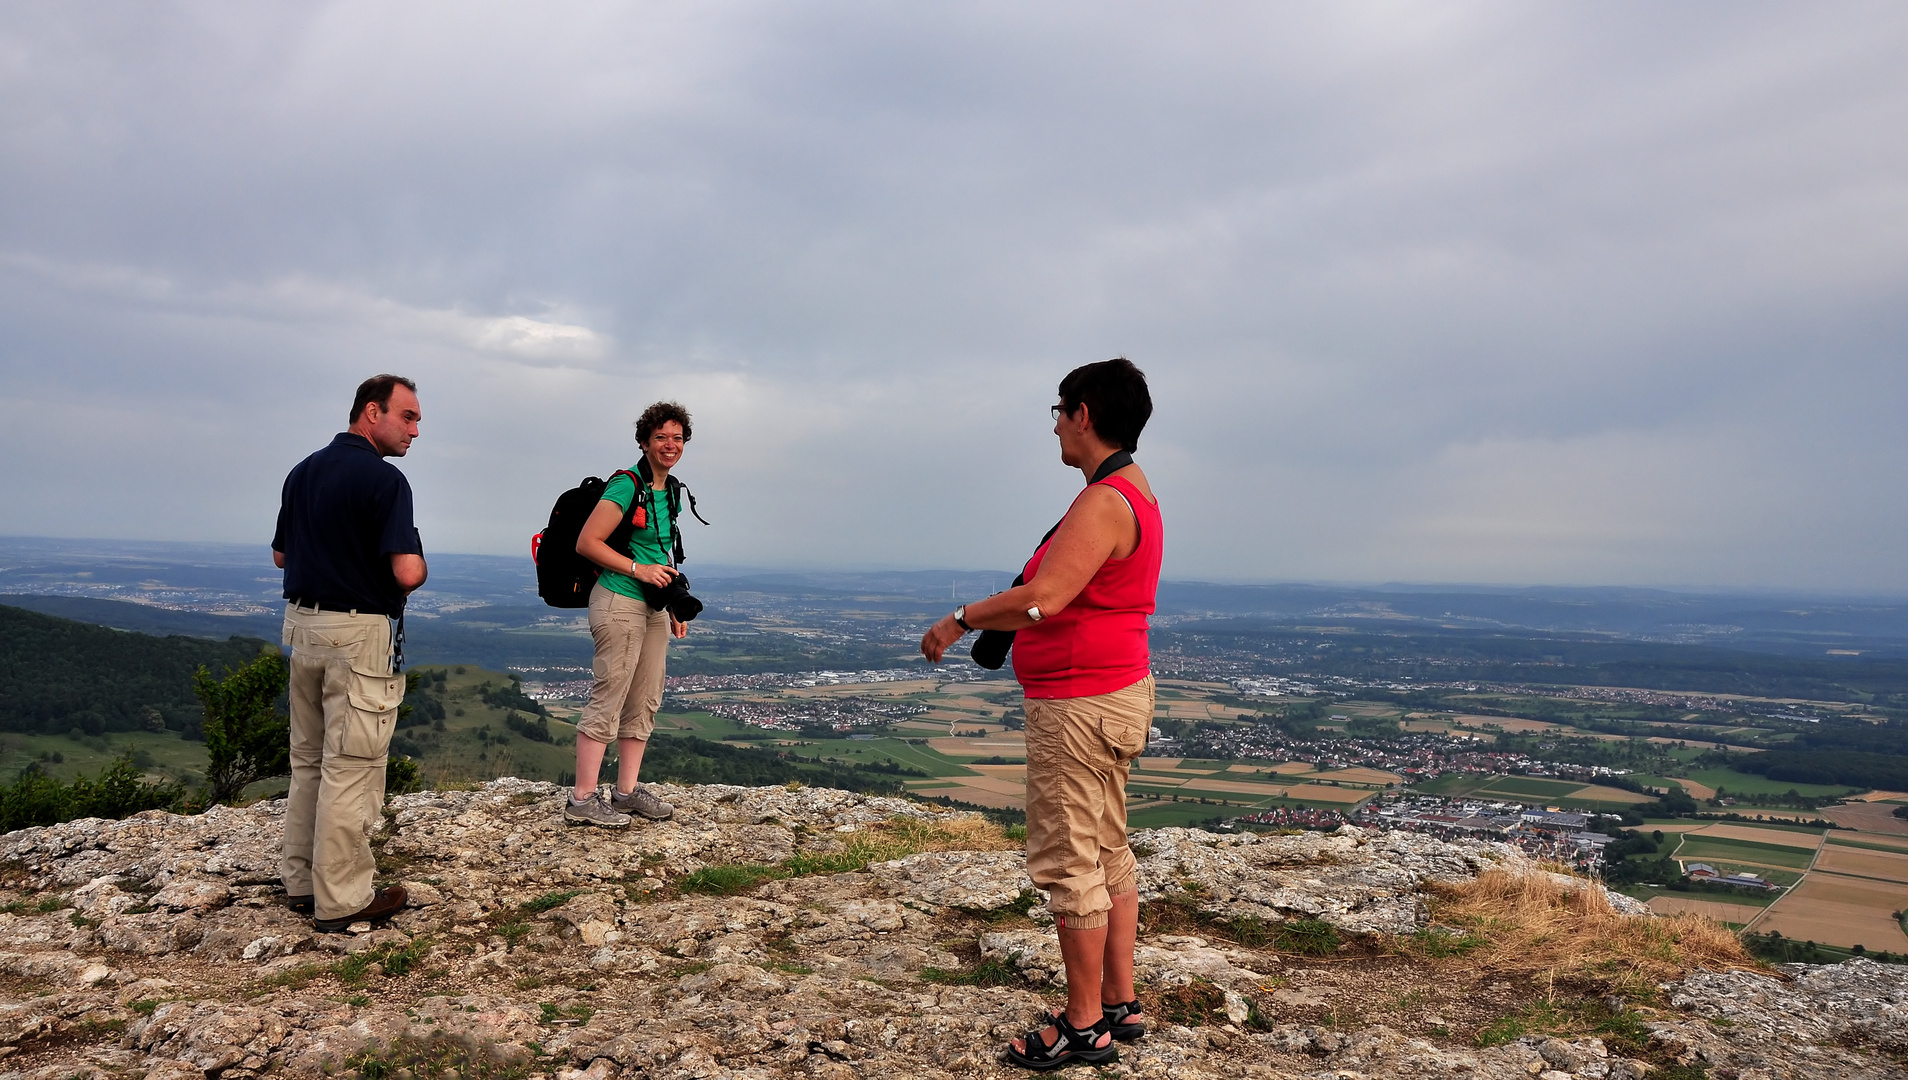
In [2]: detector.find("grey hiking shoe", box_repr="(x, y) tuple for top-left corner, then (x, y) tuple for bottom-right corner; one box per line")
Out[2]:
(564, 791), (631, 828)
(610, 784), (675, 821)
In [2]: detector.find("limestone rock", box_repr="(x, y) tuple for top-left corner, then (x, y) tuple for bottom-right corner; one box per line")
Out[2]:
(0, 778), (1894, 1080)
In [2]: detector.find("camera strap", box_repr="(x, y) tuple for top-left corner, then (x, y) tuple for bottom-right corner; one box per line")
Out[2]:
(969, 449), (1134, 670)
(1021, 450), (1135, 579)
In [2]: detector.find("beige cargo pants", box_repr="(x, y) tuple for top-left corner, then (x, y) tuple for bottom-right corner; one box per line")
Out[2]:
(1023, 676), (1154, 929)
(280, 604), (403, 921)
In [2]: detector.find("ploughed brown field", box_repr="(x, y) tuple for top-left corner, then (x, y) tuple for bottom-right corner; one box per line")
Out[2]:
(1752, 873), (1908, 951)
(1825, 802), (1908, 836)
(1564, 783), (1654, 805)
(1281, 782), (1379, 804)
(927, 735), (1024, 756)
(1813, 845), (1908, 883)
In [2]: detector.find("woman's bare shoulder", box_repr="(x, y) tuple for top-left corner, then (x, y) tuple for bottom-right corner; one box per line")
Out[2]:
(1109, 464), (1156, 506)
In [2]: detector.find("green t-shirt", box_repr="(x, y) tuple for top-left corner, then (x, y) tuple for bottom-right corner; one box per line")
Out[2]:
(596, 468), (675, 601)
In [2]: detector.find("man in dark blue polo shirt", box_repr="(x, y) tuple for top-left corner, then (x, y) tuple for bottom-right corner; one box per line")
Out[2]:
(271, 374), (427, 933)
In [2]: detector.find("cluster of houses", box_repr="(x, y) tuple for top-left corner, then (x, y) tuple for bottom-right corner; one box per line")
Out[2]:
(1683, 864), (1778, 891)
(700, 694), (930, 733)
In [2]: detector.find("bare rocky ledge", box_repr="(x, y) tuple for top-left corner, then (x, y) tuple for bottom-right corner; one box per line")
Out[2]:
(0, 778), (1896, 1080)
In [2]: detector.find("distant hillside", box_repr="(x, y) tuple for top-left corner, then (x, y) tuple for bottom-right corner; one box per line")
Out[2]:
(0, 603), (271, 737)
(0, 594), (281, 641)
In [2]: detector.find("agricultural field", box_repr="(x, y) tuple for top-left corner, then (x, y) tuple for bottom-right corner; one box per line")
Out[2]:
(1642, 896), (1771, 924)
(1750, 873), (1908, 952)
(1671, 767), (1858, 800)
(1812, 844), (1908, 883)
(1824, 802), (1908, 836)
(1411, 772), (1653, 810)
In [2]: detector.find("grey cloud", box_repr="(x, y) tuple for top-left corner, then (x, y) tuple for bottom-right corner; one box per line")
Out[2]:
(2, 2), (1906, 590)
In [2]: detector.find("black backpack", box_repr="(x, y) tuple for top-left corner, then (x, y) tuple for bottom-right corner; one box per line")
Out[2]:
(532, 467), (706, 608)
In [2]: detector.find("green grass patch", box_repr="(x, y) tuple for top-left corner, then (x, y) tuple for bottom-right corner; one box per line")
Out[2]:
(336, 937), (432, 985)
(814, 737), (974, 778)
(1677, 767), (1857, 800)
(678, 863), (784, 896)
(1411, 773), (1490, 796)
(519, 889), (585, 914)
(345, 1033), (535, 1080)
(1402, 928), (1489, 957)
(1473, 996), (1654, 1055)
(1275, 918), (1342, 956)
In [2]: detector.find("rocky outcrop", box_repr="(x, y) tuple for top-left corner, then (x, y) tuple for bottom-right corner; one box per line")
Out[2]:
(0, 778), (1895, 1080)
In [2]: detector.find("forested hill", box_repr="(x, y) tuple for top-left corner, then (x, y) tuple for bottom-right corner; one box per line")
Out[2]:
(0, 604), (272, 737)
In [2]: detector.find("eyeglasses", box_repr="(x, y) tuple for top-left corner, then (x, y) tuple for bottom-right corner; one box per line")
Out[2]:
(1050, 405), (1071, 421)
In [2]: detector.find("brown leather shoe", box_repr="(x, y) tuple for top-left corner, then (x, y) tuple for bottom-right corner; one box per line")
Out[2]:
(313, 886), (407, 933)
(286, 893), (314, 916)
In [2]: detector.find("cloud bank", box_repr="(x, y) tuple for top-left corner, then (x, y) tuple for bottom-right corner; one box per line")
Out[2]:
(2, 2), (1905, 591)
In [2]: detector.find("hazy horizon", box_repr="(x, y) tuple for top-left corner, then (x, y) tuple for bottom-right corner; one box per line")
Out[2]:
(8, 532), (1908, 603)
(4, 5), (1906, 591)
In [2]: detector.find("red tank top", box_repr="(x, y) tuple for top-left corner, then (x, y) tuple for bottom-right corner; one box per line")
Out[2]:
(1012, 475), (1163, 699)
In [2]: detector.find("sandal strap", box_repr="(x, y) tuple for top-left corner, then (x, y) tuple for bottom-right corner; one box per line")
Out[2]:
(1017, 1013), (1109, 1063)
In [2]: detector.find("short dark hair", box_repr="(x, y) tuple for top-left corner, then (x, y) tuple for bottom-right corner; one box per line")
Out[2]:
(1058, 358), (1151, 452)
(635, 401), (693, 444)
(349, 375), (417, 423)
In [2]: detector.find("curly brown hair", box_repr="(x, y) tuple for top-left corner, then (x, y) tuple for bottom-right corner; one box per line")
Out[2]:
(635, 401), (693, 444)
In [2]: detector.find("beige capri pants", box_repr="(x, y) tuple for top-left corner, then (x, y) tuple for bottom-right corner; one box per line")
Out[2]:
(577, 581), (671, 743)
(1022, 676), (1154, 930)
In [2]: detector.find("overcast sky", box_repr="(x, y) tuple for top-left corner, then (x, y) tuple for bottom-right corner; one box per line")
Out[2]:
(3, 3), (1905, 592)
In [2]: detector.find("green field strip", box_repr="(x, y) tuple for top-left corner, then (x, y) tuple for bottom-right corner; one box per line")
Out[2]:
(1675, 768), (1858, 799)
(1411, 773), (1490, 796)
(832, 738), (976, 777)
(1672, 837), (1816, 869)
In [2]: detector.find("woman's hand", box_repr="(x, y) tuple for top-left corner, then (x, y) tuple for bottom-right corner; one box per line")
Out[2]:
(669, 615), (689, 640)
(919, 614), (967, 664)
(630, 562), (679, 588)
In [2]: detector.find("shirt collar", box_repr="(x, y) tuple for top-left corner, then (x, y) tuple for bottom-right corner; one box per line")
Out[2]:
(332, 432), (379, 454)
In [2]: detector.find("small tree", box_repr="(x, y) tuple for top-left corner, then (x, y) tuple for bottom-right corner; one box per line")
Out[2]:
(193, 647), (291, 806)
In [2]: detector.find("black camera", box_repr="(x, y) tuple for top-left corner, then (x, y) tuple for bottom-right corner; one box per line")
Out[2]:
(640, 571), (703, 622)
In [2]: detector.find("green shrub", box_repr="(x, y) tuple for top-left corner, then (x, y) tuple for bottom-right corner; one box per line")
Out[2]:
(0, 754), (185, 832)
(193, 648), (290, 806)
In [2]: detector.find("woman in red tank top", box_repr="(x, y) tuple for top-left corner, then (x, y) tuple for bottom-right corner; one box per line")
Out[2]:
(920, 358), (1161, 1069)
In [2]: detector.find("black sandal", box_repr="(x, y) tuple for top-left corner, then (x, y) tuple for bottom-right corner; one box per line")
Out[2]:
(1102, 1000), (1145, 1042)
(1004, 1012), (1118, 1071)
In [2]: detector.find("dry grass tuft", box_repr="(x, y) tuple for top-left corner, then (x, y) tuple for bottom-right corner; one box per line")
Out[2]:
(859, 813), (1021, 857)
(1421, 869), (1763, 1000)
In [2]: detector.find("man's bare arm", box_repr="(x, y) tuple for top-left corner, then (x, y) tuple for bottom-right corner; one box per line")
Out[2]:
(273, 549), (285, 569)
(392, 553), (428, 593)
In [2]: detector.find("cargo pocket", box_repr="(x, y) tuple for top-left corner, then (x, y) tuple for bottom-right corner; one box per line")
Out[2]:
(339, 668), (403, 759)
(1099, 711), (1148, 763)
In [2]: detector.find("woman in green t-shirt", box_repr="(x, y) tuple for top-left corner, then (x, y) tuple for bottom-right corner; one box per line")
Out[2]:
(563, 401), (693, 827)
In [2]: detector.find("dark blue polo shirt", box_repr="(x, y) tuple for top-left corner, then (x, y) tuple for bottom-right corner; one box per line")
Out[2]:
(272, 433), (423, 616)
